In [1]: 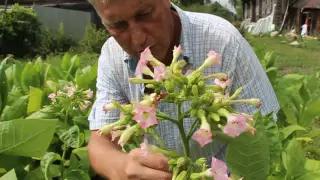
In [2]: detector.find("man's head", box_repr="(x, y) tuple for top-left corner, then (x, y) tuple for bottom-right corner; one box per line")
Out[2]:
(89, 0), (180, 62)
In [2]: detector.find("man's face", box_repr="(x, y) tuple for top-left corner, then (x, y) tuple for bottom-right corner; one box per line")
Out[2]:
(95, 0), (174, 61)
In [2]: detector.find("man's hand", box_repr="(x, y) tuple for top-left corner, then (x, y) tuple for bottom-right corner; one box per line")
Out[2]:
(88, 131), (172, 180)
(124, 148), (172, 180)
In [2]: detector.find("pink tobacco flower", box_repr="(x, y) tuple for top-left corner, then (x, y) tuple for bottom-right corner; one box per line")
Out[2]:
(192, 118), (213, 147)
(203, 50), (221, 67)
(56, 90), (62, 96)
(48, 93), (56, 101)
(154, 64), (166, 81)
(80, 100), (92, 112)
(66, 86), (76, 97)
(214, 77), (232, 89)
(223, 114), (247, 138)
(211, 156), (229, 180)
(140, 47), (154, 62)
(135, 58), (149, 76)
(154, 64), (171, 81)
(132, 105), (158, 128)
(86, 88), (94, 99)
(173, 45), (182, 59)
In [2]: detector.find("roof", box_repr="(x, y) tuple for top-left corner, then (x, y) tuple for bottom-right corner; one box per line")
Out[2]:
(292, 0), (320, 9)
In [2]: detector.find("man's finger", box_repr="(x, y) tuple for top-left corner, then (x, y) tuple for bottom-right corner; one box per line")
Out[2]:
(139, 165), (172, 180)
(131, 149), (170, 171)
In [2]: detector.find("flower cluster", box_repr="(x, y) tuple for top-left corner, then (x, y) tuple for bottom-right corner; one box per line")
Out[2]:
(48, 83), (94, 112)
(98, 46), (260, 179)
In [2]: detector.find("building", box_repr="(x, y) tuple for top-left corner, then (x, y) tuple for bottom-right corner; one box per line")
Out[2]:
(242, 0), (320, 35)
(0, 0), (104, 41)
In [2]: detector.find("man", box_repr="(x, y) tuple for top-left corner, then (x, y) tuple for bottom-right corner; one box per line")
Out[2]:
(87, 0), (280, 179)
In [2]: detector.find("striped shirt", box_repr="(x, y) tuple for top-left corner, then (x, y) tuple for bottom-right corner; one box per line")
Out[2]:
(88, 3), (280, 163)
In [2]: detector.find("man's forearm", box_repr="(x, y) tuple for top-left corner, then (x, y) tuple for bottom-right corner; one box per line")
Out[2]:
(87, 131), (128, 179)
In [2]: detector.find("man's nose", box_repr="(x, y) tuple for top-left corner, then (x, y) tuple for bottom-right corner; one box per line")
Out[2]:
(129, 23), (147, 51)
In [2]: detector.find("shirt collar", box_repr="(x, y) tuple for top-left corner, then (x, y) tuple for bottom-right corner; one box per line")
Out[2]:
(124, 3), (194, 68)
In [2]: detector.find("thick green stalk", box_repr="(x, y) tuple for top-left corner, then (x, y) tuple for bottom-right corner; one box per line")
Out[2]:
(177, 103), (190, 157)
(186, 119), (200, 140)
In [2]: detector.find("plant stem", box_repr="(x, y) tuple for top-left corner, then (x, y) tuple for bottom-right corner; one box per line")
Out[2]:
(212, 131), (233, 144)
(156, 112), (179, 125)
(186, 119), (200, 140)
(176, 103), (190, 157)
(61, 109), (69, 177)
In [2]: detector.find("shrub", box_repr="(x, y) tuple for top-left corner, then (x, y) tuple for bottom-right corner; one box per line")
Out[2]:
(0, 4), (42, 57)
(38, 23), (76, 57)
(179, 2), (235, 22)
(77, 23), (109, 54)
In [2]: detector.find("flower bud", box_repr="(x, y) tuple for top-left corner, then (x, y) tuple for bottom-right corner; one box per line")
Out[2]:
(190, 173), (201, 180)
(229, 87), (243, 100)
(176, 171), (187, 180)
(129, 78), (158, 84)
(118, 124), (140, 147)
(168, 159), (177, 166)
(194, 157), (207, 167)
(203, 73), (228, 80)
(217, 108), (230, 117)
(146, 84), (156, 89)
(176, 157), (188, 168)
(192, 85), (199, 97)
(98, 119), (126, 135)
(210, 112), (220, 122)
(173, 45), (182, 62)
(203, 50), (221, 67)
(173, 60), (187, 73)
(103, 103), (117, 112)
(229, 98), (261, 108)
(164, 80), (175, 93)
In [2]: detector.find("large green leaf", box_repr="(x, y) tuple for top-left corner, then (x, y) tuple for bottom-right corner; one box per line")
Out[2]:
(282, 139), (306, 178)
(262, 112), (282, 174)
(304, 159), (320, 172)
(299, 84), (310, 105)
(68, 55), (80, 76)
(64, 169), (90, 180)
(226, 116), (270, 180)
(0, 169), (17, 180)
(296, 171), (320, 180)
(300, 99), (320, 127)
(12, 61), (23, 90)
(40, 152), (61, 180)
(301, 128), (320, 138)
(0, 154), (31, 171)
(26, 106), (57, 120)
(280, 124), (306, 141)
(59, 126), (80, 148)
(0, 119), (57, 158)
(4, 66), (14, 90)
(27, 87), (44, 115)
(24, 165), (60, 180)
(275, 74), (304, 107)
(61, 53), (72, 72)
(69, 147), (90, 173)
(0, 95), (29, 121)
(0, 59), (8, 115)
(21, 62), (40, 93)
(34, 57), (45, 88)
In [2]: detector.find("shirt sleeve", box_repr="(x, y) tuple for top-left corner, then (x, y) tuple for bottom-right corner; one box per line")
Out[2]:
(229, 37), (280, 118)
(88, 41), (129, 130)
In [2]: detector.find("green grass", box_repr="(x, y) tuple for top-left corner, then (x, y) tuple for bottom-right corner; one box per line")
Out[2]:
(246, 34), (320, 75)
